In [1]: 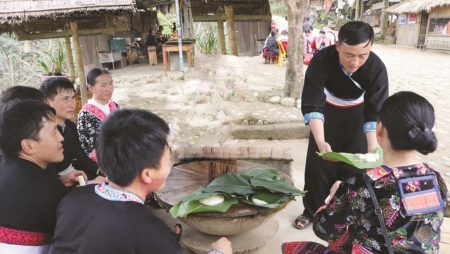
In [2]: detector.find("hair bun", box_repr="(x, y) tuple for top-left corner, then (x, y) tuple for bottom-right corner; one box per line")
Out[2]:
(411, 130), (437, 155)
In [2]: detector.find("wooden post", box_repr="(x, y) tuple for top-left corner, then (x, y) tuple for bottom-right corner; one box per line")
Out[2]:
(70, 21), (87, 105)
(224, 5), (238, 56)
(355, 0), (360, 20)
(64, 34), (76, 82)
(217, 17), (226, 55)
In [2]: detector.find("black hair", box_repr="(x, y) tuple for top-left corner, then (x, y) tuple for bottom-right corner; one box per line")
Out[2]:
(95, 109), (170, 187)
(271, 30), (277, 37)
(39, 77), (75, 101)
(338, 21), (374, 47)
(1, 86), (46, 103)
(0, 99), (56, 157)
(86, 68), (111, 87)
(306, 17), (310, 21)
(149, 29), (155, 34)
(379, 91), (437, 155)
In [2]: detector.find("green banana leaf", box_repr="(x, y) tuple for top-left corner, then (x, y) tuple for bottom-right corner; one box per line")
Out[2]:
(317, 147), (383, 169)
(240, 168), (280, 181)
(205, 172), (254, 195)
(250, 177), (305, 196)
(169, 196), (238, 218)
(241, 192), (291, 208)
(180, 187), (218, 202)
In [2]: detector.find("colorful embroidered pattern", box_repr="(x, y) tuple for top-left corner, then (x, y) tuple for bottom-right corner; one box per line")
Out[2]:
(95, 183), (144, 204)
(0, 226), (52, 246)
(310, 164), (447, 253)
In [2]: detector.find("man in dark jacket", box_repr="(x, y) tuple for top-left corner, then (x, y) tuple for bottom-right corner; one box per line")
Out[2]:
(40, 78), (105, 185)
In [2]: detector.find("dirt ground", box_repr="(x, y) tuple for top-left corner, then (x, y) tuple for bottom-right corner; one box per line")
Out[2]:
(108, 43), (450, 253)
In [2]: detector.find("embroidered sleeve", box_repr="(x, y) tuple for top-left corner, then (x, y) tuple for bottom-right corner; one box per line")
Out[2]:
(77, 111), (97, 156)
(363, 121), (377, 133)
(304, 112), (324, 125)
(312, 179), (354, 242)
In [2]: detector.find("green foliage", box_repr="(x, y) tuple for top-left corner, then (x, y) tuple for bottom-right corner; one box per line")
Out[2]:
(195, 23), (219, 54)
(318, 147), (384, 169)
(170, 168), (305, 218)
(0, 35), (41, 88)
(270, 0), (286, 15)
(157, 11), (177, 34)
(36, 40), (67, 76)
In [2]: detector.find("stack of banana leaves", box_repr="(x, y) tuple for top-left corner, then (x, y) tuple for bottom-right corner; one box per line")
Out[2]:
(170, 168), (306, 218)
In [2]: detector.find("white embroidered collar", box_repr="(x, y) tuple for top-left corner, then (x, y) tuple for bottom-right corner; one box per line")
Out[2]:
(95, 182), (144, 204)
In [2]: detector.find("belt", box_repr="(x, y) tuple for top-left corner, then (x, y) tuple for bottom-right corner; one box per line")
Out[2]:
(0, 226), (53, 246)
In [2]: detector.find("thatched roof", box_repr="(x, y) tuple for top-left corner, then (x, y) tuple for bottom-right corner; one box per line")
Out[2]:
(386, 0), (450, 14)
(0, 0), (136, 25)
(191, 0), (270, 16)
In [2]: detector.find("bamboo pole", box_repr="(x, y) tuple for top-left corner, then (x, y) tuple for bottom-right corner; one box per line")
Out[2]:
(217, 18), (226, 55)
(70, 21), (87, 105)
(64, 34), (76, 82)
(224, 5), (238, 56)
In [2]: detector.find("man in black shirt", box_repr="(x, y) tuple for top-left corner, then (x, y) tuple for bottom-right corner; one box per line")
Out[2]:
(52, 109), (232, 254)
(295, 21), (389, 229)
(40, 78), (105, 185)
(0, 100), (68, 252)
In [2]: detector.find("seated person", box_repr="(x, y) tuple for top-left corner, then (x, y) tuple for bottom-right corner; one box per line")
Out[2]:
(282, 91), (448, 254)
(278, 29), (288, 55)
(0, 99), (68, 253)
(1, 85), (87, 188)
(1, 85), (47, 103)
(39, 78), (106, 184)
(155, 25), (168, 44)
(146, 28), (162, 54)
(263, 30), (279, 57)
(52, 108), (232, 254)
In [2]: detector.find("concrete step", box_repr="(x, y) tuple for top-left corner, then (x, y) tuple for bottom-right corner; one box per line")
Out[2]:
(231, 122), (310, 140)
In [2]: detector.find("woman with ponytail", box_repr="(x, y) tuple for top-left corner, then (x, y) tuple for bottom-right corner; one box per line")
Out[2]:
(283, 91), (447, 254)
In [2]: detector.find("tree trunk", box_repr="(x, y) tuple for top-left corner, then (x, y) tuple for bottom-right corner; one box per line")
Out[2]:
(282, 0), (309, 99)
(380, 0), (389, 38)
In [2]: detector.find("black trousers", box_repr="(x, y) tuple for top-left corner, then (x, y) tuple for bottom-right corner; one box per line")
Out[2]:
(302, 103), (367, 219)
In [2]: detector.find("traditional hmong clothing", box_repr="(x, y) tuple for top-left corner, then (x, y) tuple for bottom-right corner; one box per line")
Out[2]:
(301, 45), (389, 221)
(76, 99), (119, 160)
(52, 183), (184, 254)
(48, 120), (98, 180)
(284, 165), (448, 254)
(0, 157), (68, 253)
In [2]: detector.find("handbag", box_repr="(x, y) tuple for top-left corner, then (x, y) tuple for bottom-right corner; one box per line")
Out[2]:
(363, 174), (395, 254)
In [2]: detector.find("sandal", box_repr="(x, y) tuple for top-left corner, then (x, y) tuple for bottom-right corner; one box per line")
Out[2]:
(294, 215), (312, 230)
(172, 223), (182, 241)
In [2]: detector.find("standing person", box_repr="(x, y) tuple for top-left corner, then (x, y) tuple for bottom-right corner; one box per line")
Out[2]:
(40, 78), (106, 183)
(295, 21), (389, 229)
(302, 17), (314, 34)
(77, 68), (119, 161)
(52, 109), (233, 254)
(0, 99), (68, 253)
(283, 91), (447, 253)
